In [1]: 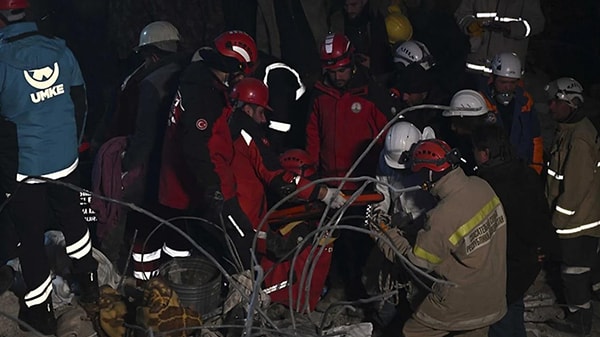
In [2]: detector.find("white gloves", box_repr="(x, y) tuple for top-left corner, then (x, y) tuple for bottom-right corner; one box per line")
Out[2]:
(320, 187), (346, 209)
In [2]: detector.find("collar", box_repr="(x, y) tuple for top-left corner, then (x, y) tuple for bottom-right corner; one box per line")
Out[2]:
(431, 167), (468, 199)
(0, 21), (37, 39)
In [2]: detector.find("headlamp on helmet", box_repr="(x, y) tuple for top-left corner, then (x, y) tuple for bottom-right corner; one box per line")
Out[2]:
(544, 77), (584, 109)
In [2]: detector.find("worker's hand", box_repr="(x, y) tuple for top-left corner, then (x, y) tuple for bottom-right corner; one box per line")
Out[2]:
(377, 228), (410, 261)
(320, 187), (346, 209)
(270, 173), (297, 198)
(367, 208), (391, 232)
(391, 211), (413, 229)
(467, 20), (485, 37)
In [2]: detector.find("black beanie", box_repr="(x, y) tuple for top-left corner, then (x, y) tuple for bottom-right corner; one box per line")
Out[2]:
(393, 63), (434, 94)
(194, 47), (243, 74)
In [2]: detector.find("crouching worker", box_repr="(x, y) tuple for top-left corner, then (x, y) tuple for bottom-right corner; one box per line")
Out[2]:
(363, 121), (438, 331)
(373, 139), (507, 337)
(228, 78), (344, 310)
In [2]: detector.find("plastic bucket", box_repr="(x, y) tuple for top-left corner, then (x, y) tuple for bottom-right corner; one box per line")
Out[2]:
(159, 257), (222, 315)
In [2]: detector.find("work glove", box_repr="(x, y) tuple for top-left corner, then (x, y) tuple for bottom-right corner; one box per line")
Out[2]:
(376, 228), (410, 262)
(391, 211), (413, 229)
(320, 187), (346, 209)
(269, 172), (297, 199)
(467, 20), (484, 37)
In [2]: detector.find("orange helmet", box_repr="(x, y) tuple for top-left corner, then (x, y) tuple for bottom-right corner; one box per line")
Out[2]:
(411, 139), (460, 173)
(279, 149), (317, 178)
(214, 30), (257, 75)
(230, 78), (272, 111)
(319, 33), (354, 70)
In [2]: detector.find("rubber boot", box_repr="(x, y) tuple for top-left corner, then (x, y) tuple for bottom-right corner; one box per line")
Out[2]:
(18, 298), (57, 336)
(74, 270), (100, 305)
(74, 271), (106, 336)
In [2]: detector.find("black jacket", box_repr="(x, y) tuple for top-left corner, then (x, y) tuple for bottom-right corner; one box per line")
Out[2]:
(477, 159), (554, 304)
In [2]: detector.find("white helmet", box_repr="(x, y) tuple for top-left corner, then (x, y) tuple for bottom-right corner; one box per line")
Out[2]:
(384, 122), (435, 169)
(137, 21), (180, 52)
(545, 77), (584, 108)
(491, 52), (522, 79)
(442, 89), (489, 117)
(393, 40), (435, 70)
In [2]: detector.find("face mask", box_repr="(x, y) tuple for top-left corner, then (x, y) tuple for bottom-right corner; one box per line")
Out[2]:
(494, 92), (514, 106)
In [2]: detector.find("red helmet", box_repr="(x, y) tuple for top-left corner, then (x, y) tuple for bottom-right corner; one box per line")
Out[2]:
(279, 149), (317, 178)
(230, 78), (272, 111)
(0, 0), (28, 9)
(411, 139), (459, 173)
(214, 30), (257, 75)
(319, 33), (354, 70)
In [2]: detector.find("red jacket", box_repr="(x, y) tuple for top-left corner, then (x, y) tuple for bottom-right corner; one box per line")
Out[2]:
(306, 67), (390, 190)
(230, 111), (319, 229)
(159, 60), (235, 210)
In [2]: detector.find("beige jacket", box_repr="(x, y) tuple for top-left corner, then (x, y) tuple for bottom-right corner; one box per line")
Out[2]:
(407, 168), (507, 331)
(546, 116), (600, 239)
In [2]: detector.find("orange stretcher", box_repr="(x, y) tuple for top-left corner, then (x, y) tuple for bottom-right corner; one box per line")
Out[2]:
(267, 191), (384, 224)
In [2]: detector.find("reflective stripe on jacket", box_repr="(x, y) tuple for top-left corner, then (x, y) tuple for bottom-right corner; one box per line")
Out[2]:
(407, 168), (507, 330)
(481, 86), (543, 173)
(546, 116), (600, 238)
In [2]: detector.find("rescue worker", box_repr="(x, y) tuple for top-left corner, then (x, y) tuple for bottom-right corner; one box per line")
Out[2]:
(0, 0), (98, 334)
(365, 121), (437, 332)
(479, 52), (544, 174)
(374, 121), (437, 230)
(252, 50), (308, 152)
(471, 124), (552, 337)
(306, 32), (392, 310)
(306, 32), (392, 189)
(328, 0), (394, 78)
(375, 138), (507, 336)
(158, 30), (257, 271)
(198, 30), (308, 153)
(228, 78), (344, 310)
(229, 78), (344, 227)
(442, 89), (494, 175)
(403, 0), (470, 94)
(389, 40), (452, 139)
(108, 21), (192, 281)
(544, 78), (600, 335)
(454, 0), (545, 85)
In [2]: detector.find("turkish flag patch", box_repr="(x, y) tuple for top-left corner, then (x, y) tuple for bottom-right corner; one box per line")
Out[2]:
(196, 119), (208, 130)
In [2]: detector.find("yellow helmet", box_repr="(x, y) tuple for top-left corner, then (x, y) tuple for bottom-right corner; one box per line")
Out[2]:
(385, 11), (413, 44)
